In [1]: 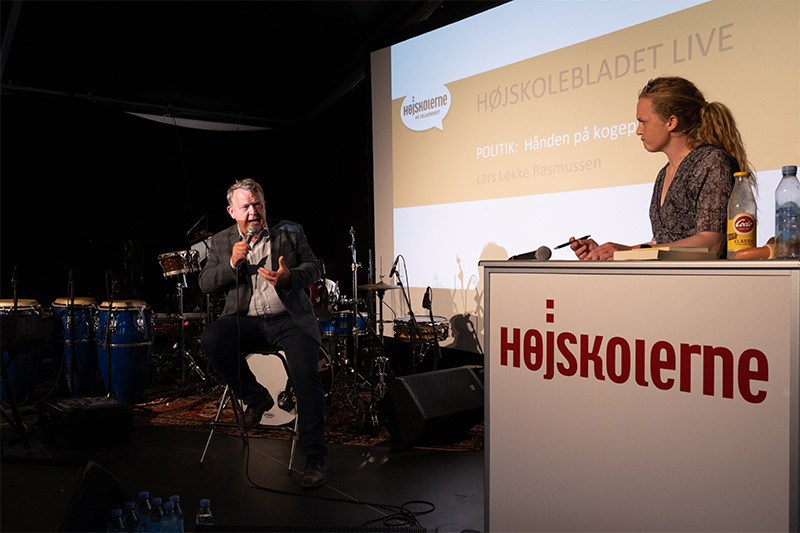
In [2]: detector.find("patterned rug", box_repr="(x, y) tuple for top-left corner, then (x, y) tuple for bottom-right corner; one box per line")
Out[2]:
(133, 386), (484, 452)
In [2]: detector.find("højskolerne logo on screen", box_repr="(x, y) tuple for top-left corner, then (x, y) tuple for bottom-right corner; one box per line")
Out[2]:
(401, 86), (451, 132)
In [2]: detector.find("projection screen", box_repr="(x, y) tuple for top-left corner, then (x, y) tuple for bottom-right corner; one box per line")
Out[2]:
(371, 0), (800, 354)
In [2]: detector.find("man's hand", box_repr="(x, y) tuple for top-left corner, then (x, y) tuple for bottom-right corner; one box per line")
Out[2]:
(231, 240), (251, 266)
(258, 255), (291, 287)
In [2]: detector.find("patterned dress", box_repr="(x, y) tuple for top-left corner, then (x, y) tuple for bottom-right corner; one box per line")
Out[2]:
(648, 144), (736, 255)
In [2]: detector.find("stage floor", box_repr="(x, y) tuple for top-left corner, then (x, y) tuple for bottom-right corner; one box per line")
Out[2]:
(1, 385), (484, 533)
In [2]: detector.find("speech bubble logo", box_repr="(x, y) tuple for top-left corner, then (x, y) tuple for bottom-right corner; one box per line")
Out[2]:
(400, 86), (451, 132)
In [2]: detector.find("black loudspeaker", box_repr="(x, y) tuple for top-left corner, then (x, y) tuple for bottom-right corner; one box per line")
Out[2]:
(383, 366), (484, 446)
(0, 458), (130, 533)
(61, 460), (132, 532)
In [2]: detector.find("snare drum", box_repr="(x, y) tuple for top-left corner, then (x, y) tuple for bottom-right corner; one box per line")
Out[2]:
(0, 300), (46, 403)
(52, 297), (98, 396)
(393, 315), (449, 341)
(96, 300), (153, 403)
(158, 249), (200, 278)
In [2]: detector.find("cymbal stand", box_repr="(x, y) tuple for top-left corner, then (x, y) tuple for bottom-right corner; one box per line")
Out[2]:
(346, 228), (384, 433)
(176, 275), (206, 385)
(372, 288), (389, 399)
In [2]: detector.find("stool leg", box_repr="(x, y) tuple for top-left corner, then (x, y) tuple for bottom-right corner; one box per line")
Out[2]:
(288, 415), (299, 474)
(200, 385), (232, 465)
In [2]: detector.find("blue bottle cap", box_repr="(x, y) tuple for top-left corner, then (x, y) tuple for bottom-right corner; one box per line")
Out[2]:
(782, 165), (797, 175)
(124, 501), (135, 510)
(164, 501), (174, 511)
(200, 498), (210, 507)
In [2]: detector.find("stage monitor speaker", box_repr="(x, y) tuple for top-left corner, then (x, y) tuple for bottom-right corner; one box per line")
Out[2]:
(384, 366), (483, 446)
(0, 458), (130, 533)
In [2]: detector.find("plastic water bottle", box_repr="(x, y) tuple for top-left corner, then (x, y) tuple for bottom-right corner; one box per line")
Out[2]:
(169, 495), (184, 533)
(727, 171), (757, 258)
(775, 165), (800, 259)
(122, 501), (139, 533)
(196, 499), (214, 526)
(148, 497), (163, 532)
(107, 508), (125, 532)
(136, 491), (152, 532)
(160, 501), (179, 533)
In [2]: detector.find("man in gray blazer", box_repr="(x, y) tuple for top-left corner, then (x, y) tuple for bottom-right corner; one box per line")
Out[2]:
(199, 178), (327, 488)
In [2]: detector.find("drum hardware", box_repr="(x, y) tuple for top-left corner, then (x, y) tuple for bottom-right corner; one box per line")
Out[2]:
(156, 249), (208, 385)
(175, 282), (206, 384)
(357, 280), (399, 399)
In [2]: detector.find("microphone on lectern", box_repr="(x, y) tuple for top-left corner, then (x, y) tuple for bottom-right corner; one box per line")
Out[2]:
(508, 246), (552, 261)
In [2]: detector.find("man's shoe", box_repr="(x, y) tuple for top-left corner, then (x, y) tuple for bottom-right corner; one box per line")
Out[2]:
(301, 455), (326, 488)
(238, 394), (274, 432)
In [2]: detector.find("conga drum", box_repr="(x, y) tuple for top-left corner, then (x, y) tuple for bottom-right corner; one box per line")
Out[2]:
(52, 297), (98, 396)
(96, 300), (153, 403)
(0, 299), (47, 403)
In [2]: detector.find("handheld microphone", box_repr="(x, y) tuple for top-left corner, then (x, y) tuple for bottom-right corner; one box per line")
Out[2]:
(509, 246), (552, 261)
(245, 224), (258, 245)
(388, 256), (400, 278)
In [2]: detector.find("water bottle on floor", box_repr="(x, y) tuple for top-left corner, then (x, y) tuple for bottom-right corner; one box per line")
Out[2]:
(160, 501), (178, 533)
(169, 495), (184, 533)
(107, 508), (124, 532)
(148, 497), (163, 532)
(196, 499), (214, 527)
(136, 492), (152, 532)
(122, 501), (139, 532)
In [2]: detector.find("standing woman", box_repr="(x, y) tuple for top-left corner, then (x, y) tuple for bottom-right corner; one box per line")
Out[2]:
(572, 77), (752, 260)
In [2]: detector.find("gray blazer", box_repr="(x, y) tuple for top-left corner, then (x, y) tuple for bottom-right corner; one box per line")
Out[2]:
(198, 219), (323, 343)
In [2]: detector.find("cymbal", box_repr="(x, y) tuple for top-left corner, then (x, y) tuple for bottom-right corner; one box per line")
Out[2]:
(358, 281), (400, 291)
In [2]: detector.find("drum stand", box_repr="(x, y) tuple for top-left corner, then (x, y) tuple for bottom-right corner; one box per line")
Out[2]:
(175, 277), (206, 385)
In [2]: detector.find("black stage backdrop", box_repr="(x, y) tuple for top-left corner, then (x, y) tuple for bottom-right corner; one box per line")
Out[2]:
(1, 85), (373, 314)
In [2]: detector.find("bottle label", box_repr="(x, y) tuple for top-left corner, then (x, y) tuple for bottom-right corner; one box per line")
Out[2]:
(727, 212), (756, 251)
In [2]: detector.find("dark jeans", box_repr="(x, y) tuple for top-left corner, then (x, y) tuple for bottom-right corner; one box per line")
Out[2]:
(201, 314), (327, 457)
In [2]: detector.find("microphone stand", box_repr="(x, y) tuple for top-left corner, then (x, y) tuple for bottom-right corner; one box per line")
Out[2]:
(104, 270), (116, 400)
(423, 288), (442, 370)
(67, 270), (77, 394)
(393, 265), (422, 373)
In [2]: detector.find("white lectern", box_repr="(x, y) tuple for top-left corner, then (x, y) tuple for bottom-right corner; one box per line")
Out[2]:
(482, 259), (800, 532)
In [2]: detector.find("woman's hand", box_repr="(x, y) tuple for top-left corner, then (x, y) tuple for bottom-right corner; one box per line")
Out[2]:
(571, 237), (632, 260)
